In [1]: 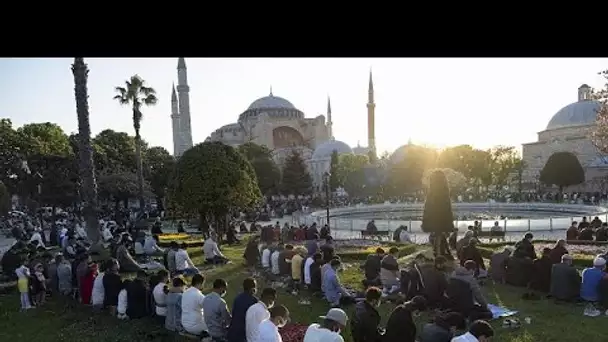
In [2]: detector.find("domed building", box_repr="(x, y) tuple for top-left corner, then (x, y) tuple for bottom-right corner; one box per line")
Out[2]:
(522, 84), (606, 190)
(207, 89), (328, 168)
(170, 58), (380, 194)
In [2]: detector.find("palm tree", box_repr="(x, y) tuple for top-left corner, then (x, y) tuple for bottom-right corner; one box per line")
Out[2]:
(113, 75), (157, 213)
(71, 58), (100, 242)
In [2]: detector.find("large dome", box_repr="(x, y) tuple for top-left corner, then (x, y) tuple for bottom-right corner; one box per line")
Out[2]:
(546, 100), (601, 130)
(312, 139), (353, 160)
(248, 94), (296, 110)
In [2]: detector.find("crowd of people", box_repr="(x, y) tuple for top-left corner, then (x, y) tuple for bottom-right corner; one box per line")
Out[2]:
(7, 206), (608, 341)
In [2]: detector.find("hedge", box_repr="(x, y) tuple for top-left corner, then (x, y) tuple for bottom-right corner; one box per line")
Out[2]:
(339, 244), (418, 261)
(476, 241), (599, 268)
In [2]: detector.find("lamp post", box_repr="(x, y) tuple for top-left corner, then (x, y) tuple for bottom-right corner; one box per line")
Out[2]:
(323, 171), (331, 228)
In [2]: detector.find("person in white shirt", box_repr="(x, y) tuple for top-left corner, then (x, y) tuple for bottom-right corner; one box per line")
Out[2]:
(117, 280), (129, 320)
(29, 229), (45, 248)
(245, 287), (277, 342)
(175, 242), (199, 276)
(303, 308), (347, 342)
(181, 274), (209, 336)
(451, 320), (494, 342)
(270, 248), (281, 277)
(262, 245), (272, 270)
(253, 305), (289, 342)
(101, 225), (113, 243)
(91, 268), (105, 309)
(203, 234), (229, 265)
(144, 234), (164, 257)
(304, 255), (315, 286)
(153, 270), (170, 320)
(75, 222), (87, 240)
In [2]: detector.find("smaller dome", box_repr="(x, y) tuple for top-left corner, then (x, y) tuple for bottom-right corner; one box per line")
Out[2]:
(312, 139), (352, 160)
(545, 100), (601, 130)
(390, 143), (414, 164)
(248, 94), (295, 110)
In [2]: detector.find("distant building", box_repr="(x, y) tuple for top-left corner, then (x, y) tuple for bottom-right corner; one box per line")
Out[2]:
(170, 59), (379, 194)
(522, 84), (608, 191)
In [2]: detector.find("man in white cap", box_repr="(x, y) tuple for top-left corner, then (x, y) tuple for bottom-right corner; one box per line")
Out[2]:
(303, 308), (347, 342)
(580, 256), (607, 317)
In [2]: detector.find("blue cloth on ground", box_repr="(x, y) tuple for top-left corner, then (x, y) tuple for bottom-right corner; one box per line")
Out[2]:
(487, 303), (518, 319)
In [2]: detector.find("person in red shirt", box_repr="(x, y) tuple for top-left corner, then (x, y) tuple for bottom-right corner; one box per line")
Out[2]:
(80, 262), (98, 305)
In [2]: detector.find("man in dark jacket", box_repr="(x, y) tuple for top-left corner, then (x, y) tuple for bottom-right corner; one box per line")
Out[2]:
(550, 254), (581, 302)
(309, 253), (323, 293)
(350, 287), (383, 342)
(531, 248), (553, 292)
(383, 295), (427, 342)
(419, 256), (449, 309)
(362, 248), (384, 287)
(227, 278), (258, 342)
(514, 233), (536, 260)
(126, 271), (150, 319)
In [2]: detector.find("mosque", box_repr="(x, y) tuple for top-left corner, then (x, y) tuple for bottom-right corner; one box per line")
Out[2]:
(522, 84), (608, 191)
(169, 58), (377, 193)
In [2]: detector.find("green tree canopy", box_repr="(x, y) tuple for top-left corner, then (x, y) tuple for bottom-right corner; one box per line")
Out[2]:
(386, 144), (437, 196)
(539, 152), (585, 192)
(421, 170), (454, 234)
(237, 142), (280, 195)
(18, 122), (72, 157)
(169, 142), (261, 218)
(0, 119), (25, 190)
(335, 154), (370, 197)
(98, 172), (152, 203)
(92, 129), (139, 172)
(281, 150), (312, 195)
(27, 154), (79, 208)
(143, 146), (175, 206)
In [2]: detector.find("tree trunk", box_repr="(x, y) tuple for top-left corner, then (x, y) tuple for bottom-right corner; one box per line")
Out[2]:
(134, 129), (146, 214)
(71, 58), (100, 242)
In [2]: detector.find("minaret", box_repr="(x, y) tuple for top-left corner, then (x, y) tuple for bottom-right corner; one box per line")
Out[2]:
(327, 96), (333, 139)
(367, 69), (376, 158)
(170, 84), (182, 157)
(176, 58), (193, 153)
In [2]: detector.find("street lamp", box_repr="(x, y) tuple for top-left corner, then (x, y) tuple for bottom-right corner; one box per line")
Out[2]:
(323, 171), (331, 229)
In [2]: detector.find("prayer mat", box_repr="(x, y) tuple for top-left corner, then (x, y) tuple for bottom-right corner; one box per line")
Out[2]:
(280, 323), (309, 342)
(487, 303), (518, 319)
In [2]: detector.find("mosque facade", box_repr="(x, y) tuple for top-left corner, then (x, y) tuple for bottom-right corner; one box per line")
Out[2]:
(522, 84), (608, 191)
(169, 58), (377, 194)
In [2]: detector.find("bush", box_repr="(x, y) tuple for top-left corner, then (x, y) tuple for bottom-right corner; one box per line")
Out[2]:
(339, 244), (418, 261)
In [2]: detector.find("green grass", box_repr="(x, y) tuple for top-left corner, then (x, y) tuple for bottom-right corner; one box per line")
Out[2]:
(0, 241), (606, 342)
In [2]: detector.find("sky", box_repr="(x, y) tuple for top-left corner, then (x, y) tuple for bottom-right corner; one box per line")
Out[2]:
(1, 58), (607, 156)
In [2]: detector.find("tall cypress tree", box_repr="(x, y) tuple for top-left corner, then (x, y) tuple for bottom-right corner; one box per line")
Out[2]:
(281, 150), (312, 195)
(422, 170), (454, 256)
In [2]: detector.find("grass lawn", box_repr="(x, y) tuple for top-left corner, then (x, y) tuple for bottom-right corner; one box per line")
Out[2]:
(0, 239), (606, 342)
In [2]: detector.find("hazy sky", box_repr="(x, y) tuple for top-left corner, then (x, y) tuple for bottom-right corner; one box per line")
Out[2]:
(1, 58), (607, 155)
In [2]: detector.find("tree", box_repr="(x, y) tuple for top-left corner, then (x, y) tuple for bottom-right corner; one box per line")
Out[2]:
(591, 69), (608, 154)
(169, 142), (261, 236)
(0, 119), (26, 193)
(0, 181), (10, 216)
(421, 170), (454, 256)
(27, 155), (79, 209)
(72, 58), (100, 241)
(539, 152), (585, 195)
(98, 172), (152, 209)
(329, 150), (340, 191)
(144, 146), (175, 209)
(281, 149), (312, 195)
(92, 129), (138, 173)
(386, 144), (437, 196)
(488, 146), (521, 190)
(334, 154), (369, 197)
(237, 142), (280, 195)
(422, 168), (466, 194)
(113, 75), (158, 213)
(17, 122), (71, 157)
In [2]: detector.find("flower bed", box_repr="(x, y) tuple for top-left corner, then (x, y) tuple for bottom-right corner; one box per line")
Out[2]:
(158, 233), (192, 241)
